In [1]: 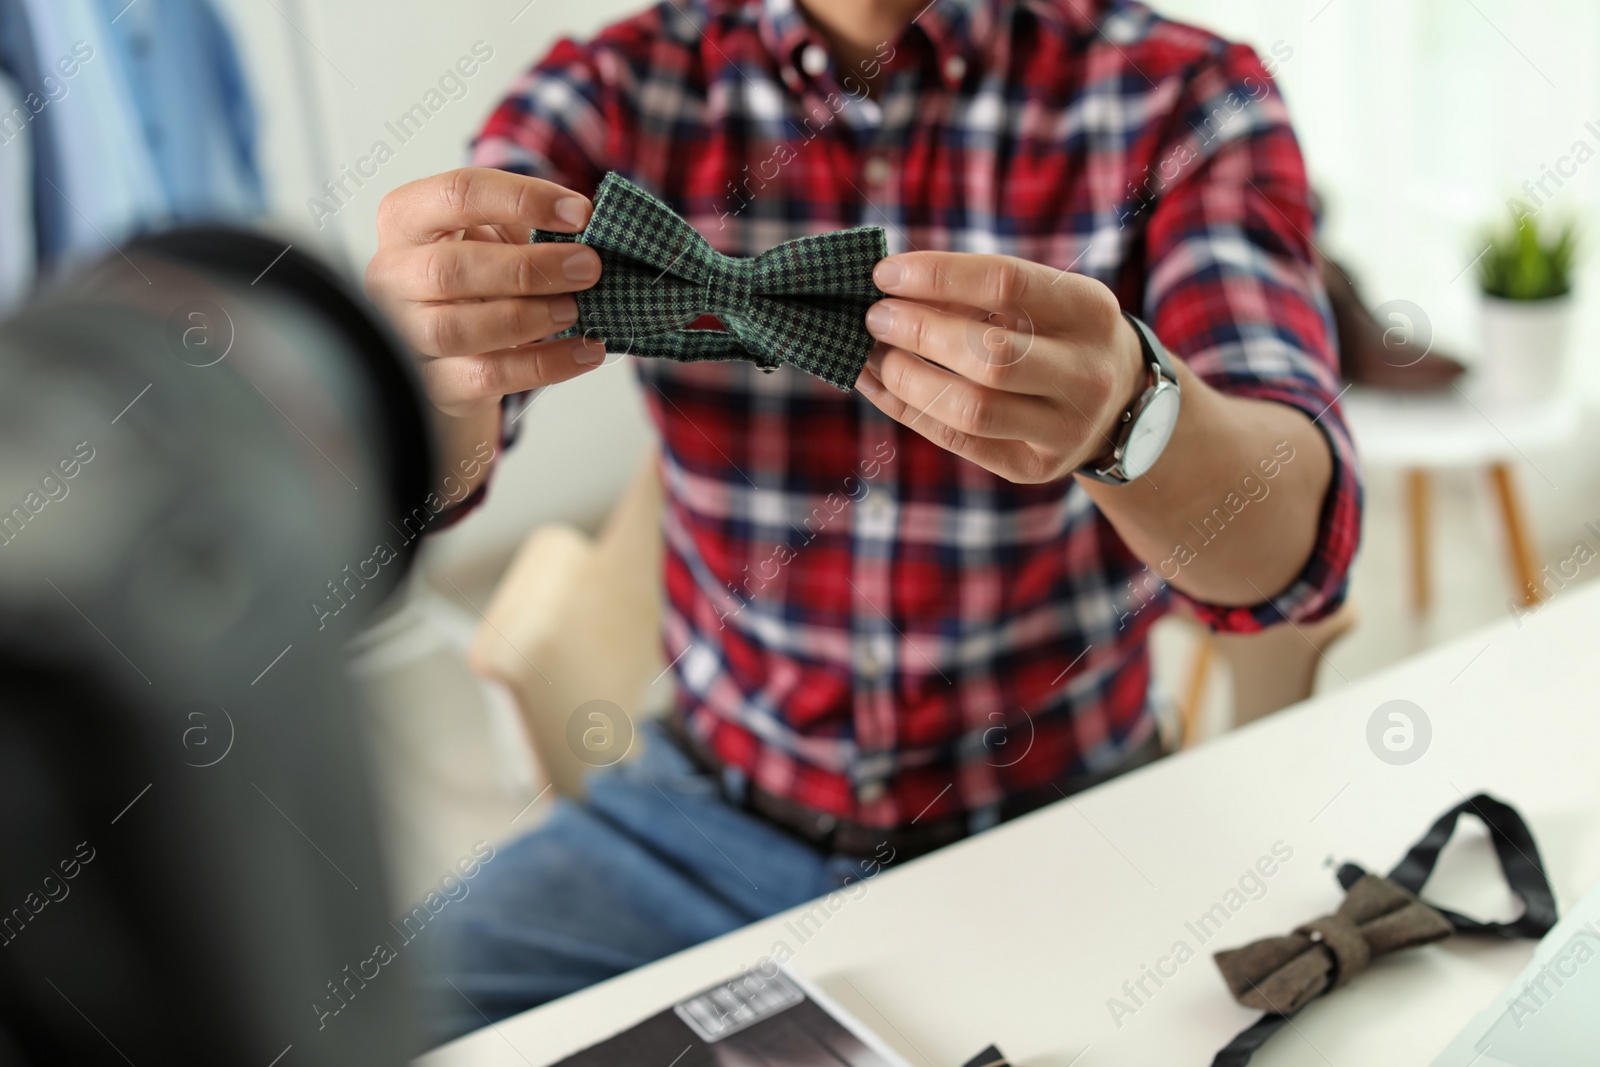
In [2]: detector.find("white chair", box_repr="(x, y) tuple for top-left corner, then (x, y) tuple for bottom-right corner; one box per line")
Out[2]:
(1172, 601), (1357, 747)
(466, 455), (666, 798)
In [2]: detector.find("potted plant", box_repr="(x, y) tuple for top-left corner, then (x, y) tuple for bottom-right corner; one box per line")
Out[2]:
(1474, 211), (1578, 406)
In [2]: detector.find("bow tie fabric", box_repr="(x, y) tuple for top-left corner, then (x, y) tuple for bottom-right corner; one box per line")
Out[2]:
(1214, 873), (1453, 1015)
(533, 172), (887, 391)
(1210, 794), (1557, 1067)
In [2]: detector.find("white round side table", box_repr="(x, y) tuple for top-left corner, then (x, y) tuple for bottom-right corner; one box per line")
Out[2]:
(1341, 386), (1579, 612)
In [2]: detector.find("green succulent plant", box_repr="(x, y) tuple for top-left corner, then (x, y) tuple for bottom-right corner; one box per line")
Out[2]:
(1478, 212), (1578, 301)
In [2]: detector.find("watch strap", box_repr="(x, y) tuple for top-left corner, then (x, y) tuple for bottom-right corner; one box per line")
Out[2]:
(1124, 311), (1177, 380)
(1076, 311), (1179, 484)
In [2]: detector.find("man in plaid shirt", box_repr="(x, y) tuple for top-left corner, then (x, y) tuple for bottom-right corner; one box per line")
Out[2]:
(365, 0), (1360, 1039)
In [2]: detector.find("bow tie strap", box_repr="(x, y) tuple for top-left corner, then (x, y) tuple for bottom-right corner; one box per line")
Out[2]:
(961, 1045), (1012, 1067)
(632, 327), (781, 371)
(1342, 792), (1558, 939)
(1210, 793), (1557, 1067)
(532, 172), (887, 390)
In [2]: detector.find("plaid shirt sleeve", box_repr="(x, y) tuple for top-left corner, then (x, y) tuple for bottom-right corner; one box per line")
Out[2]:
(431, 26), (642, 529)
(468, 32), (621, 193)
(1136, 42), (1362, 631)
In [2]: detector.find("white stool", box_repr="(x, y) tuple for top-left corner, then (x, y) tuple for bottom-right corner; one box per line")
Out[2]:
(1341, 386), (1578, 612)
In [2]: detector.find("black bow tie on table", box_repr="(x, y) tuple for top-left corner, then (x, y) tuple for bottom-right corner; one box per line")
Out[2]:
(1210, 793), (1558, 1066)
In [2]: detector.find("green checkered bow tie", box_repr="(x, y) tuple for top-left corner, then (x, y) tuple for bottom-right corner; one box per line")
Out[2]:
(533, 172), (887, 391)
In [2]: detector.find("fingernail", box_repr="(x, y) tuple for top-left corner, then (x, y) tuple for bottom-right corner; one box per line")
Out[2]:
(865, 302), (894, 337)
(574, 338), (606, 365)
(551, 295), (578, 327)
(555, 197), (590, 228)
(874, 260), (904, 289)
(563, 249), (599, 283)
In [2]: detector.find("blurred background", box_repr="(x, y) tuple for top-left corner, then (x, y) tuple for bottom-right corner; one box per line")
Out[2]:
(9, 0), (1600, 906)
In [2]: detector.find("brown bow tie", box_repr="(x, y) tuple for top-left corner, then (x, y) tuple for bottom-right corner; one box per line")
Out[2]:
(1208, 794), (1557, 1067)
(1213, 873), (1454, 1015)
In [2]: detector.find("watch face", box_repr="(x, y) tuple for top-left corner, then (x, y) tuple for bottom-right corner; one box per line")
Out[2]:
(1122, 383), (1180, 480)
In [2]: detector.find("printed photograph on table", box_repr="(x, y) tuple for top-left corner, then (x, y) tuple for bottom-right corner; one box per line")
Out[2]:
(545, 968), (927, 1067)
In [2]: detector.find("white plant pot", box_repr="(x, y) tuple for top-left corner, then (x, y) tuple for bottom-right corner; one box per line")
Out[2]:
(1473, 294), (1572, 408)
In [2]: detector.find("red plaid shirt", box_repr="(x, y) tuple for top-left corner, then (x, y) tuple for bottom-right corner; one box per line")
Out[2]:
(469, 0), (1362, 828)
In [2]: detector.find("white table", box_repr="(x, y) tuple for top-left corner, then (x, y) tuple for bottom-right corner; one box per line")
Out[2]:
(419, 583), (1600, 1067)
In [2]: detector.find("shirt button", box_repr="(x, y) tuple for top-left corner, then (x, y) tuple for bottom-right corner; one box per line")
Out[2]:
(857, 780), (887, 805)
(943, 54), (968, 83)
(863, 155), (892, 187)
(801, 44), (829, 77)
(858, 648), (882, 680)
(860, 496), (891, 527)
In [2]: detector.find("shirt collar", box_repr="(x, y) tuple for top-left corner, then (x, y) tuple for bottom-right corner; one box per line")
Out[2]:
(756, 0), (1012, 90)
(755, 0), (813, 67)
(912, 0), (1003, 71)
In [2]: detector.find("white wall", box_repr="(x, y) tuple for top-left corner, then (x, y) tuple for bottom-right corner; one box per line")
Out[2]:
(215, 0), (658, 570)
(1157, 0), (1600, 383)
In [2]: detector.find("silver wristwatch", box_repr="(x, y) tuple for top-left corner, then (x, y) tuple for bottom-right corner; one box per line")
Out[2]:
(1077, 312), (1182, 485)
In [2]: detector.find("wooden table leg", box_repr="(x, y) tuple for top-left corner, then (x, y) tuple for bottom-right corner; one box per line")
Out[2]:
(1177, 635), (1216, 749)
(1406, 469), (1431, 614)
(1488, 462), (1542, 607)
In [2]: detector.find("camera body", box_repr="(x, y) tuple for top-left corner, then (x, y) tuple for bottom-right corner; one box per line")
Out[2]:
(0, 231), (433, 1066)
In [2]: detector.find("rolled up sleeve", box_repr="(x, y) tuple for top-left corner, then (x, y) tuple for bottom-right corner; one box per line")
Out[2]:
(433, 32), (629, 529)
(1138, 44), (1362, 630)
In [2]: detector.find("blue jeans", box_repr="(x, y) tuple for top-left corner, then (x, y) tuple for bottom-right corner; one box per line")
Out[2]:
(418, 718), (1160, 1045)
(417, 721), (865, 1044)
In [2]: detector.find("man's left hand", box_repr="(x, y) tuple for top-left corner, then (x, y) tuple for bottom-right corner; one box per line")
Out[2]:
(857, 251), (1146, 484)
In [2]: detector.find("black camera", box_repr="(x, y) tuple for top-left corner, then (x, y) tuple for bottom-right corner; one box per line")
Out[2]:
(0, 230), (434, 1066)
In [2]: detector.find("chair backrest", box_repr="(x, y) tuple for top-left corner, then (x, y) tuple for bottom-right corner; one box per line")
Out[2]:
(1172, 601), (1359, 747)
(468, 454), (666, 796)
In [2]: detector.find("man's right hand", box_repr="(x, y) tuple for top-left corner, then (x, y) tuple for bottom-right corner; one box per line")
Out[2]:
(365, 168), (605, 420)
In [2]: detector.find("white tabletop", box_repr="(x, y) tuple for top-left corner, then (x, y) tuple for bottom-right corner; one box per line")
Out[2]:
(419, 585), (1600, 1067)
(1340, 386), (1579, 468)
